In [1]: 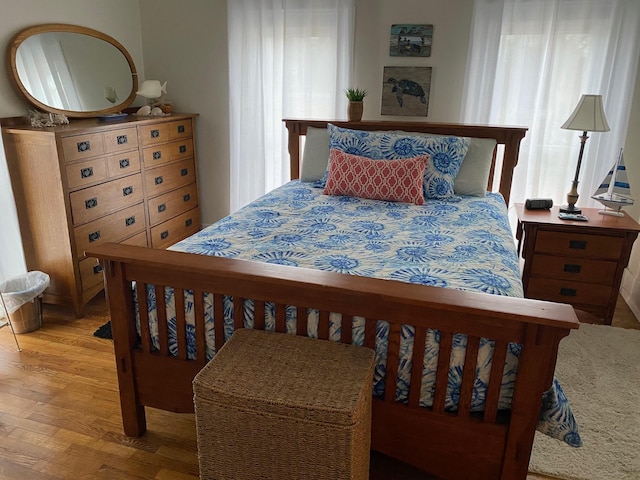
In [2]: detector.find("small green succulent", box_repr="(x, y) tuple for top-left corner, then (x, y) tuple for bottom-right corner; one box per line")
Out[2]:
(344, 87), (368, 102)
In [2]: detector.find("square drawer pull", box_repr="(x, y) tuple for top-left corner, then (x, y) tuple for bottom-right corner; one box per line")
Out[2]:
(153, 151), (162, 160)
(560, 287), (577, 297)
(89, 231), (101, 243)
(158, 203), (167, 213)
(177, 125), (185, 133)
(179, 145), (187, 153)
(125, 216), (136, 226)
(151, 129), (160, 138)
(183, 193), (191, 202)
(155, 176), (163, 185)
(185, 218), (193, 227)
(563, 264), (582, 273)
(81, 167), (94, 178)
(123, 186), (133, 196)
(85, 198), (98, 209)
(119, 158), (130, 168)
(181, 168), (188, 176)
(93, 264), (103, 275)
(77, 141), (91, 152)
(569, 240), (587, 249)
(117, 135), (128, 144)
(161, 230), (169, 240)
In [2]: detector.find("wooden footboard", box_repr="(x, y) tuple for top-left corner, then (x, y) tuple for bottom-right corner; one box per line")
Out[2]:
(89, 242), (578, 480)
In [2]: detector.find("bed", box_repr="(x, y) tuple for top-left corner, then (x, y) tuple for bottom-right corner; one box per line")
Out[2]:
(88, 119), (579, 480)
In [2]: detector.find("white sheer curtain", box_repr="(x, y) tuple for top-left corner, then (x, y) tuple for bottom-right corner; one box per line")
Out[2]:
(462, 0), (640, 207)
(227, 0), (355, 211)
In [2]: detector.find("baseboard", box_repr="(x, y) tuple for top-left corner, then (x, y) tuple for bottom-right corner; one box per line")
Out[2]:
(620, 269), (640, 323)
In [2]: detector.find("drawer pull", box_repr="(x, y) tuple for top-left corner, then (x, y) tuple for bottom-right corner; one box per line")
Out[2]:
(117, 135), (128, 145)
(125, 216), (136, 226)
(177, 125), (185, 133)
(161, 230), (169, 240)
(155, 176), (164, 185)
(569, 240), (587, 249)
(151, 129), (160, 138)
(85, 197), (98, 209)
(179, 145), (187, 153)
(77, 141), (91, 152)
(564, 264), (582, 273)
(81, 167), (94, 178)
(560, 287), (577, 297)
(158, 203), (167, 213)
(181, 168), (188, 176)
(93, 264), (103, 275)
(89, 230), (101, 243)
(123, 186), (133, 196)
(119, 158), (130, 169)
(153, 151), (162, 160)
(183, 193), (191, 202)
(186, 218), (193, 227)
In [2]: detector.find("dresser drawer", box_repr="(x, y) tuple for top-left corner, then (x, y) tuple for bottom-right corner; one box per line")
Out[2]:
(142, 140), (194, 169)
(147, 183), (199, 227)
(144, 158), (196, 198)
(534, 230), (623, 260)
(70, 174), (144, 225)
(61, 133), (105, 162)
(526, 277), (612, 306)
(66, 157), (108, 190)
(106, 151), (141, 178)
(103, 127), (138, 154)
(74, 203), (146, 257)
(530, 254), (618, 285)
(139, 119), (193, 146)
(150, 207), (200, 248)
(79, 256), (105, 291)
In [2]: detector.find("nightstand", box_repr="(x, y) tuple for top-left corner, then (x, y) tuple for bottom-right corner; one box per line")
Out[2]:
(515, 204), (640, 324)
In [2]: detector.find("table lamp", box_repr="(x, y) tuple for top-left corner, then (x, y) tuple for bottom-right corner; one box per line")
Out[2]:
(559, 94), (610, 214)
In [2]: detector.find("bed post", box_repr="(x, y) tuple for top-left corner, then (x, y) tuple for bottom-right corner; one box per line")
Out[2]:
(499, 130), (524, 205)
(286, 121), (302, 180)
(101, 258), (147, 436)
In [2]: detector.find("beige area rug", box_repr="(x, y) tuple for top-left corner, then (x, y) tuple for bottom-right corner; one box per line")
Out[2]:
(528, 323), (640, 480)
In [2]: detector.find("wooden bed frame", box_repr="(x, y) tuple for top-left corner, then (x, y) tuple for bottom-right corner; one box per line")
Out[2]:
(88, 120), (579, 480)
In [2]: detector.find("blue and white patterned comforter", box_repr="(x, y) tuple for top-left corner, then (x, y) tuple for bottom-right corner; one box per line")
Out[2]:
(142, 180), (580, 446)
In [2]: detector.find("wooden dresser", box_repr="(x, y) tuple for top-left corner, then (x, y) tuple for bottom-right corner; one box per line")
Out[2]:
(2, 114), (201, 316)
(515, 204), (640, 324)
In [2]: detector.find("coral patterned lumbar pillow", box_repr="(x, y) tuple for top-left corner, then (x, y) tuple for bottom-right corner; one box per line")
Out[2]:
(323, 149), (428, 205)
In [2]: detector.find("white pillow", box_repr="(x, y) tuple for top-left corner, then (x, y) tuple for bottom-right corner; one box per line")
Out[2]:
(300, 126), (330, 182)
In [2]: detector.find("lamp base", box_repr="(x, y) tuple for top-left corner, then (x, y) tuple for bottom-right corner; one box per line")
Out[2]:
(559, 204), (582, 214)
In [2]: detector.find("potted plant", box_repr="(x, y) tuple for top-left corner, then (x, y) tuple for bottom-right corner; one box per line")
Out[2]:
(344, 87), (367, 122)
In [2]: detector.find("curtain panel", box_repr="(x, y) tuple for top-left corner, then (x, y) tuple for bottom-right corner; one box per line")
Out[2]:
(462, 0), (640, 207)
(227, 0), (355, 212)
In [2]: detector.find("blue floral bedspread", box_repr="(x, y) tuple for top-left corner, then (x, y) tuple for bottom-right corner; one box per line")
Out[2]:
(147, 180), (580, 446)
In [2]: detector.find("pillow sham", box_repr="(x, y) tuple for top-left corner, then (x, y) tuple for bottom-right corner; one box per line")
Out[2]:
(323, 149), (427, 205)
(327, 124), (471, 201)
(301, 126), (331, 182)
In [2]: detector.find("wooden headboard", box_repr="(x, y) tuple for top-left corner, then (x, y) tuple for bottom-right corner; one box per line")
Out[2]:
(284, 119), (528, 205)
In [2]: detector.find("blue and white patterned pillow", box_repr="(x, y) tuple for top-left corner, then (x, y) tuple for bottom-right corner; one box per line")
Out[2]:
(323, 124), (471, 201)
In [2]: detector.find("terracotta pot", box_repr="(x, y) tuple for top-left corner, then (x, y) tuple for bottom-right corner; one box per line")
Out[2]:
(347, 101), (363, 122)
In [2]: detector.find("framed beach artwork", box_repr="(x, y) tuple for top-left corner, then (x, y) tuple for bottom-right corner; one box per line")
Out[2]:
(381, 66), (432, 117)
(389, 24), (433, 57)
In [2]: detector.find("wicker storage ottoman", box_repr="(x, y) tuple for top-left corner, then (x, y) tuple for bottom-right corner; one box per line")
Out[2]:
(193, 328), (375, 480)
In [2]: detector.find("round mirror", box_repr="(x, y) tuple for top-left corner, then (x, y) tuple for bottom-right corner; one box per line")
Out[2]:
(7, 24), (138, 118)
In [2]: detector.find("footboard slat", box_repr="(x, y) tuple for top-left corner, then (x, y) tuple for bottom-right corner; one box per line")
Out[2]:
(175, 288), (187, 361)
(233, 297), (244, 330)
(318, 310), (330, 340)
(484, 340), (509, 423)
(194, 290), (206, 365)
(275, 303), (286, 333)
(341, 314), (353, 344)
(364, 319), (376, 349)
(137, 283), (151, 354)
(254, 300), (265, 330)
(384, 323), (402, 403)
(408, 326), (427, 408)
(434, 331), (454, 413)
(155, 285), (169, 356)
(213, 294), (225, 352)
(296, 306), (306, 336)
(458, 335), (481, 417)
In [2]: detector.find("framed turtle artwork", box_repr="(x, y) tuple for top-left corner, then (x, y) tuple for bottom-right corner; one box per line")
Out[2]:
(381, 66), (431, 117)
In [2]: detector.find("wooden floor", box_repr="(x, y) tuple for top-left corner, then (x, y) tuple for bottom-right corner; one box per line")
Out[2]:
(0, 293), (638, 480)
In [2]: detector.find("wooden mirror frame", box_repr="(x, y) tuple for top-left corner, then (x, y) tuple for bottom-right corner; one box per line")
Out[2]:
(7, 24), (138, 118)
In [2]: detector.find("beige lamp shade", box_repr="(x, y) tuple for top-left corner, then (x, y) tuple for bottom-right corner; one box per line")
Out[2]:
(561, 94), (610, 132)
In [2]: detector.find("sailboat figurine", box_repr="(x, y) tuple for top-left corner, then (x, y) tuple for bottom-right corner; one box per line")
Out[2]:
(591, 148), (634, 217)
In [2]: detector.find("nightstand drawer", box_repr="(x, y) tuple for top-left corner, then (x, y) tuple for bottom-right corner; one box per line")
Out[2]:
(534, 230), (623, 260)
(530, 255), (617, 285)
(527, 278), (612, 306)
